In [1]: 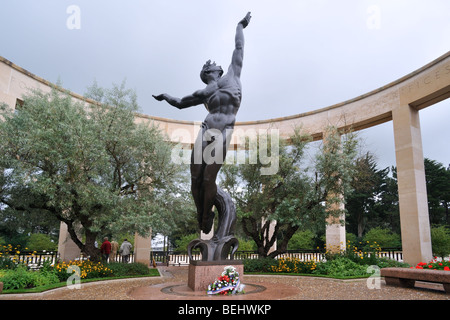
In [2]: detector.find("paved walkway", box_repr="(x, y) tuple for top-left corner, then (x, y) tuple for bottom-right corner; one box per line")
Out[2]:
(0, 266), (448, 300)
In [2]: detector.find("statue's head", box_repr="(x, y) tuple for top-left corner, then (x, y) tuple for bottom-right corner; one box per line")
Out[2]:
(200, 60), (223, 84)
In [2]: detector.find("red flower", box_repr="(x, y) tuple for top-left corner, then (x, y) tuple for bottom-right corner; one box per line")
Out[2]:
(444, 266), (450, 271)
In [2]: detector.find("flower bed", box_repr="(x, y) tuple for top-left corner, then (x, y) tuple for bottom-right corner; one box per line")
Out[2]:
(270, 257), (317, 274)
(412, 257), (450, 271)
(53, 260), (113, 281)
(245, 241), (409, 278)
(0, 259), (156, 292)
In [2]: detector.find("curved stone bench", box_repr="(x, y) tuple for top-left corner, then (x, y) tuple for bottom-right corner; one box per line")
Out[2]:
(381, 267), (450, 293)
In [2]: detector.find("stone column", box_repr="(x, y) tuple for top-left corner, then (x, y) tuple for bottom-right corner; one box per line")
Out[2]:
(323, 129), (346, 254)
(134, 230), (152, 265)
(57, 222), (81, 262)
(392, 104), (432, 265)
(325, 204), (346, 254)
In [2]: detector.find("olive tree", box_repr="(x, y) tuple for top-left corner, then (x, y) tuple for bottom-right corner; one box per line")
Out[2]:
(221, 127), (358, 258)
(0, 82), (188, 261)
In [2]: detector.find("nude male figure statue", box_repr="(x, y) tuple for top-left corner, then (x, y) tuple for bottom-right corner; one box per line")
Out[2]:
(153, 12), (251, 240)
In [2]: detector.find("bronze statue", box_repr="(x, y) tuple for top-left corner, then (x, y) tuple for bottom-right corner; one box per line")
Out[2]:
(153, 12), (251, 261)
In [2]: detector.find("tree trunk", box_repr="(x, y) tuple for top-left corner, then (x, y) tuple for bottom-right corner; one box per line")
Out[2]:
(267, 225), (298, 259)
(83, 228), (101, 262)
(445, 201), (449, 225)
(357, 212), (364, 238)
(61, 214), (102, 262)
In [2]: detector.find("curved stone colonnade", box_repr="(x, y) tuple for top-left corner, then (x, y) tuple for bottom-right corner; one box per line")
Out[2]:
(1, 52), (449, 265)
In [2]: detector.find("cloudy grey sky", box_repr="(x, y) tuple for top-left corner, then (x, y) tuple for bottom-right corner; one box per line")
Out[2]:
(1, 0), (449, 170)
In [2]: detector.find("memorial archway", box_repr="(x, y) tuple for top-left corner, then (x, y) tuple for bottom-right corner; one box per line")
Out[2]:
(1, 51), (449, 265)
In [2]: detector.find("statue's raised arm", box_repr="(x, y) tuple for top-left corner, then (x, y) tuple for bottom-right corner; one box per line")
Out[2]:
(240, 11), (252, 29)
(229, 12), (251, 78)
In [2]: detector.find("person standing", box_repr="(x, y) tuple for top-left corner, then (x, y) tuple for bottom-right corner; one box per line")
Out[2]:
(119, 239), (133, 263)
(100, 237), (111, 263)
(109, 239), (119, 263)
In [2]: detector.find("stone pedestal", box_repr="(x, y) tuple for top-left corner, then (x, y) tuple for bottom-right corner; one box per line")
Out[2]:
(325, 212), (346, 254)
(188, 260), (244, 292)
(134, 231), (152, 265)
(57, 222), (81, 262)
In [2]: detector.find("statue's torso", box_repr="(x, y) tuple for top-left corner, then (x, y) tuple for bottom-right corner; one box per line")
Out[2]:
(203, 75), (241, 132)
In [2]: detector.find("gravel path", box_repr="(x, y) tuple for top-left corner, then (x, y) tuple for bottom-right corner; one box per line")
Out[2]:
(0, 266), (448, 300)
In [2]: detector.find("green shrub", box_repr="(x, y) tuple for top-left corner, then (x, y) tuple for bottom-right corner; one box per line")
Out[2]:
(363, 227), (401, 248)
(26, 234), (57, 252)
(0, 265), (31, 289)
(107, 262), (150, 276)
(29, 270), (60, 288)
(375, 257), (409, 269)
(243, 257), (277, 272)
(288, 230), (315, 250)
(236, 238), (256, 251)
(430, 226), (450, 259)
(0, 259), (157, 291)
(345, 233), (358, 247)
(0, 256), (18, 270)
(173, 234), (198, 251)
(0, 265), (59, 290)
(313, 257), (368, 277)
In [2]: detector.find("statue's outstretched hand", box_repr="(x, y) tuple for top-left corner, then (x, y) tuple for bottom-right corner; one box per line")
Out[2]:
(152, 94), (166, 101)
(239, 12), (251, 28)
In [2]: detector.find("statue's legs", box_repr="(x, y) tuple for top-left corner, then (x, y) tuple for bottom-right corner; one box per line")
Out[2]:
(191, 124), (208, 231)
(201, 162), (221, 232)
(187, 126), (238, 261)
(190, 124), (232, 234)
(190, 163), (205, 230)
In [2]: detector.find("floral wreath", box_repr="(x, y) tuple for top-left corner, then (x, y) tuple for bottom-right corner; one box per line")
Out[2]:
(206, 265), (245, 295)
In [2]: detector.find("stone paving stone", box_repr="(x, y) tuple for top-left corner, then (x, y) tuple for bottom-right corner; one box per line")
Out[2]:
(0, 266), (448, 300)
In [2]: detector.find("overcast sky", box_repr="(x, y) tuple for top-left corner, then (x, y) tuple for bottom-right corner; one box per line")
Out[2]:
(1, 0), (449, 170)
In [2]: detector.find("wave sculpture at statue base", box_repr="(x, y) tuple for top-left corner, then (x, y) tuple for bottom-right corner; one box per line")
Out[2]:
(187, 187), (239, 261)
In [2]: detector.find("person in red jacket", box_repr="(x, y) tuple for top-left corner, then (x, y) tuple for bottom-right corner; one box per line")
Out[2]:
(100, 237), (111, 263)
